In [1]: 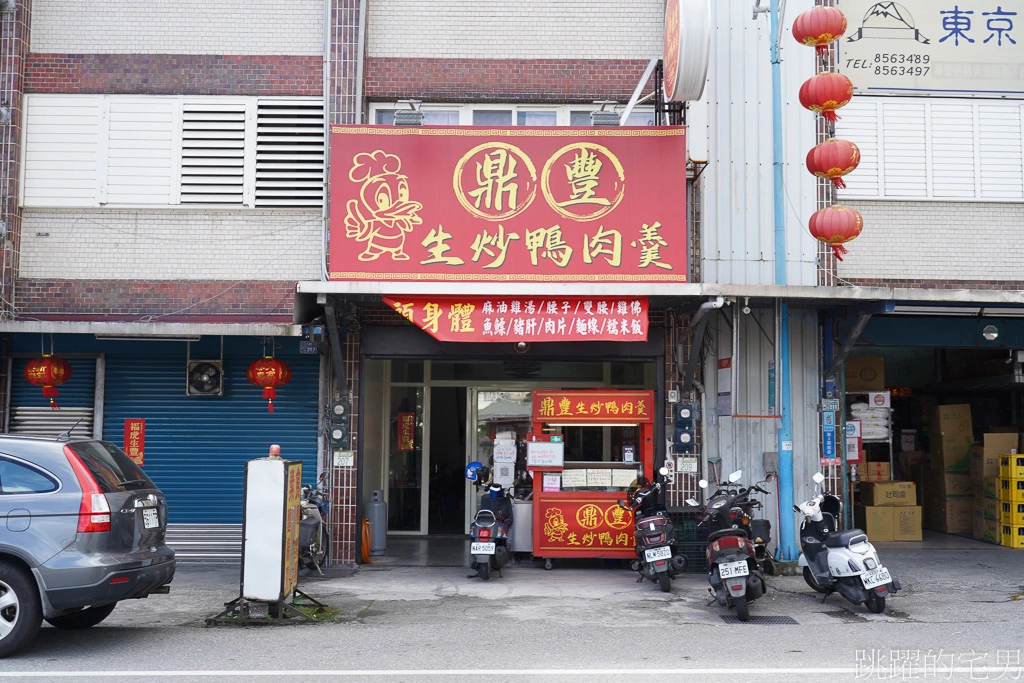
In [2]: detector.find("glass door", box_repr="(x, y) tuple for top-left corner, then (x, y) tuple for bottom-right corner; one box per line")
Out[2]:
(468, 389), (534, 521)
(387, 385), (426, 533)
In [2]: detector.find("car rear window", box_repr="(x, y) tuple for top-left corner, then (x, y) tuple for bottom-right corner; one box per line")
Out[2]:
(66, 441), (156, 493)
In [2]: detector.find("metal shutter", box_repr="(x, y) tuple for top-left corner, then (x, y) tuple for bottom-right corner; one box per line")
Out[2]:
(8, 357), (97, 437)
(255, 99), (324, 208)
(101, 343), (319, 524)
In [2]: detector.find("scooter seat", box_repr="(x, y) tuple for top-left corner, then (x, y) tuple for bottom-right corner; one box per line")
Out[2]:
(825, 528), (868, 548)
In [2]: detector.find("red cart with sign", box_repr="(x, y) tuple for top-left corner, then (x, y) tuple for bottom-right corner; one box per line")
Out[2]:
(528, 389), (655, 569)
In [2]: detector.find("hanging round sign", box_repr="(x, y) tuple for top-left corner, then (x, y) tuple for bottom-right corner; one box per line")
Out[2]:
(663, 0), (711, 102)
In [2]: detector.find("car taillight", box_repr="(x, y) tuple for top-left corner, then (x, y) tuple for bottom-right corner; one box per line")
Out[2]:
(63, 445), (111, 533)
(478, 527), (491, 540)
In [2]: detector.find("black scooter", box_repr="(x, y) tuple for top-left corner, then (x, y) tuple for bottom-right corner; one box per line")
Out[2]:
(619, 467), (687, 592)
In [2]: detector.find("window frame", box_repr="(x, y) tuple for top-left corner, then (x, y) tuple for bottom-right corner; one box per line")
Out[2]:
(369, 102), (656, 127)
(0, 454), (62, 496)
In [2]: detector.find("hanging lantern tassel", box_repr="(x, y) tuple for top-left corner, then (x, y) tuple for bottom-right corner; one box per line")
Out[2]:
(43, 385), (61, 410)
(264, 387), (276, 413)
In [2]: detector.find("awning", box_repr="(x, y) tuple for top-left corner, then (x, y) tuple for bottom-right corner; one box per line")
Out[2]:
(0, 321), (301, 337)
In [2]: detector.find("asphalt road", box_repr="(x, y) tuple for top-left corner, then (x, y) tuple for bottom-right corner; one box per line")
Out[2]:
(1, 543), (1022, 682)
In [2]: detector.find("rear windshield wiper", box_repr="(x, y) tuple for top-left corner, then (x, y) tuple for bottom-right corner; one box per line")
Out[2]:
(118, 479), (152, 490)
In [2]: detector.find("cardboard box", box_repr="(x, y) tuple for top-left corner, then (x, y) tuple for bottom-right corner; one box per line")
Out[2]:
(855, 505), (894, 542)
(862, 462), (891, 482)
(893, 506), (922, 541)
(860, 481), (916, 507)
(972, 433), (1019, 480)
(846, 356), (885, 391)
(973, 476), (1000, 500)
(932, 404), (973, 436)
(923, 496), (973, 534)
(929, 471), (973, 497)
(930, 434), (974, 472)
(979, 497), (1001, 522)
(973, 510), (1001, 544)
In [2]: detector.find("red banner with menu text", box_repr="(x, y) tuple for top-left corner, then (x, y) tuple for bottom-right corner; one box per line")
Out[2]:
(329, 126), (687, 283)
(124, 418), (145, 466)
(383, 295), (648, 342)
(532, 390), (655, 424)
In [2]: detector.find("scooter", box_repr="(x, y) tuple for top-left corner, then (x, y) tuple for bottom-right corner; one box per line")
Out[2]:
(796, 472), (899, 614)
(688, 470), (768, 622)
(619, 467), (687, 592)
(465, 461), (514, 581)
(298, 472), (330, 574)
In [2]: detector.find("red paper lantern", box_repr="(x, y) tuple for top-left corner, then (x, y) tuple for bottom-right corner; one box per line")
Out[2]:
(809, 205), (864, 261)
(247, 357), (292, 413)
(806, 138), (861, 189)
(24, 355), (72, 410)
(792, 6), (847, 57)
(799, 72), (854, 122)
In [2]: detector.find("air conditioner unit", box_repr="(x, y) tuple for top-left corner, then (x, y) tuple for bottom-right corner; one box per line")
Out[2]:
(186, 360), (224, 396)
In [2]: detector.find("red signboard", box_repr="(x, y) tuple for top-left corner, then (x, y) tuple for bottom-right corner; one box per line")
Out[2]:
(536, 497), (635, 554)
(397, 412), (416, 451)
(329, 126), (687, 283)
(532, 390), (655, 424)
(124, 418), (145, 466)
(383, 295), (648, 342)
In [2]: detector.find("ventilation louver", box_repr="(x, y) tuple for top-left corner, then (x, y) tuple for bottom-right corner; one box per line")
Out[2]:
(187, 360), (224, 396)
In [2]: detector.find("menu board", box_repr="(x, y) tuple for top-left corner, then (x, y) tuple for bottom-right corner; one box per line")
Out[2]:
(612, 469), (642, 488)
(586, 469), (612, 488)
(527, 440), (565, 468)
(560, 469), (587, 488)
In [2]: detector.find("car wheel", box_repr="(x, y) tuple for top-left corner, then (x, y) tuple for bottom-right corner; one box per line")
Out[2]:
(0, 561), (42, 658)
(45, 603), (117, 630)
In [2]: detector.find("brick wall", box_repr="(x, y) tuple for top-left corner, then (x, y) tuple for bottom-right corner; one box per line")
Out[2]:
(25, 55), (322, 96)
(838, 201), (1024, 287)
(366, 0), (662, 59)
(15, 280), (297, 321)
(31, 0), (323, 55)
(19, 210), (322, 281)
(365, 58), (652, 103)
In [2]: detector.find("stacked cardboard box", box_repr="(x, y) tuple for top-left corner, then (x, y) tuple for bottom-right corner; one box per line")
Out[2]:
(924, 405), (974, 534)
(971, 433), (1017, 544)
(1000, 453), (1024, 549)
(855, 481), (921, 542)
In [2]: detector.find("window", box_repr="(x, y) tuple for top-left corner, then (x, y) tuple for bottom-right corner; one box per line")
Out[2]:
(837, 96), (1024, 201)
(66, 441), (156, 493)
(22, 94), (325, 209)
(369, 103), (656, 127)
(0, 457), (59, 494)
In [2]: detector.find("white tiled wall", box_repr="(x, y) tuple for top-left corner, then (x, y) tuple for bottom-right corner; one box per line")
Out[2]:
(30, 0), (323, 55)
(20, 210), (323, 280)
(838, 201), (1024, 282)
(366, 0), (663, 59)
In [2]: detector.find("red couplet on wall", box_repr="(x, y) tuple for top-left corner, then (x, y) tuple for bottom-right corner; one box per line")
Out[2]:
(124, 418), (146, 466)
(328, 126), (688, 283)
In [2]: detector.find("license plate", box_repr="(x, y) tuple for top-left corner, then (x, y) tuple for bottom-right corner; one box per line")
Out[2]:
(861, 566), (891, 589)
(718, 560), (750, 579)
(644, 546), (672, 562)
(142, 508), (159, 529)
(471, 542), (495, 555)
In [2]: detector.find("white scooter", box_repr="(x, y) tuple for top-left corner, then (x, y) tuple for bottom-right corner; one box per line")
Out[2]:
(795, 472), (900, 614)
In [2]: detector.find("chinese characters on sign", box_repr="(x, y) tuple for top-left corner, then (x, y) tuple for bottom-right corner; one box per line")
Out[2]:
(329, 127), (688, 282)
(532, 390), (655, 424)
(283, 462), (302, 596)
(840, 0), (1023, 96)
(383, 296), (649, 343)
(397, 412), (416, 451)
(123, 418), (146, 466)
(539, 500), (635, 553)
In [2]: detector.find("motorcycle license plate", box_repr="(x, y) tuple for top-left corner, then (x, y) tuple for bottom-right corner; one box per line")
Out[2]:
(471, 542), (495, 555)
(644, 546), (672, 562)
(718, 560), (749, 579)
(861, 567), (891, 589)
(142, 508), (159, 529)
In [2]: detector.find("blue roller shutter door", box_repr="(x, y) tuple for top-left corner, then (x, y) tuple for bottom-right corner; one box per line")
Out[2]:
(8, 357), (97, 436)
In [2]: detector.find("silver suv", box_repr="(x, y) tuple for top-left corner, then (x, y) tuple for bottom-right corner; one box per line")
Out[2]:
(0, 435), (175, 657)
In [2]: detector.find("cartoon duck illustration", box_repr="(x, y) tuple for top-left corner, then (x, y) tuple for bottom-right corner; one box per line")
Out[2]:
(344, 150), (423, 261)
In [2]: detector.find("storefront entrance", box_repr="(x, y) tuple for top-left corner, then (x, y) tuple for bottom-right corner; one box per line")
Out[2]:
(372, 359), (654, 537)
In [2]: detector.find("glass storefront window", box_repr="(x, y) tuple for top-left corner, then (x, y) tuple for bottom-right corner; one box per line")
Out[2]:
(431, 361), (605, 383)
(390, 360), (424, 383)
(388, 386), (424, 531)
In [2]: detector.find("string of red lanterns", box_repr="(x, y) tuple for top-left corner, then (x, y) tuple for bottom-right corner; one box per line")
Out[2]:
(793, 4), (863, 262)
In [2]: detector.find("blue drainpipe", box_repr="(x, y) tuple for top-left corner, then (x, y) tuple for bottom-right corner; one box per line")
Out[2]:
(770, 0), (799, 561)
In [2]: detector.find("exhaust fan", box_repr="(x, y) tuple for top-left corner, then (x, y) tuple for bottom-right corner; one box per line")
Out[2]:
(187, 360), (224, 396)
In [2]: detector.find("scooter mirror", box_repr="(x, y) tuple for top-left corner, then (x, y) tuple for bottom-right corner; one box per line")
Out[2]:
(685, 498), (700, 507)
(728, 470), (742, 483)
(698, 479), (709, 489)
(812, 472), (826, 484)
(658, 467), (669, 476)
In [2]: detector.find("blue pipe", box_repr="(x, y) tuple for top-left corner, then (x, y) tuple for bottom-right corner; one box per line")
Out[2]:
(771, 0), (799, 560)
